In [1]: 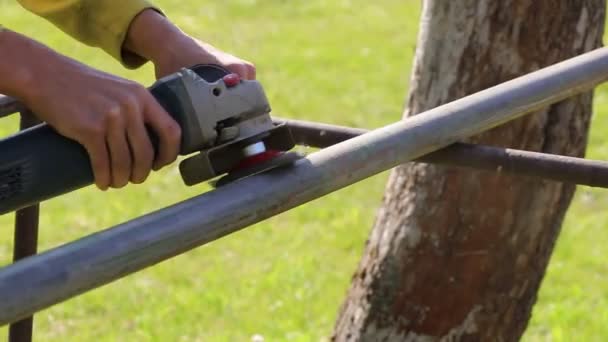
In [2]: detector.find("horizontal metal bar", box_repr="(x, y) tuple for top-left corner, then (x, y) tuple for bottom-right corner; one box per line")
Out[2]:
(276, 118), (608, 188)
(1, 47), (608, 325)
(0, 95), (23, 118)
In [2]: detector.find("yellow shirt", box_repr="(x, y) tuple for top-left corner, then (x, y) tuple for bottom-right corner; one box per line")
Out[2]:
(14, 0), (160, 68)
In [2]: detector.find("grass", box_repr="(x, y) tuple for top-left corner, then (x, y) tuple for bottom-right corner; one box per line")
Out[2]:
(0, 0), (606, 340)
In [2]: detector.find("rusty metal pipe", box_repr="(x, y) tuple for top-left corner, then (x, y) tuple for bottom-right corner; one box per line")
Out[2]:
(8, 206), (39, 342)
(1, 47), (608, 325)
(276, 118), (608, 188)
(8, 111), (41, 342)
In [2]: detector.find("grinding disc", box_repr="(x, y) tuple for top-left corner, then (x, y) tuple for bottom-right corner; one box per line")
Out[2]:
(212, 151), (302, 187)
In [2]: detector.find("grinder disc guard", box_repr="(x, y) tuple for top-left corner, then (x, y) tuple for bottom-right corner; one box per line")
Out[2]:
(177, 63), (303, 187)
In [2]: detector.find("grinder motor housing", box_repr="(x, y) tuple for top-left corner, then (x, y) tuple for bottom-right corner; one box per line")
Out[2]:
(151, 65), (296, 185)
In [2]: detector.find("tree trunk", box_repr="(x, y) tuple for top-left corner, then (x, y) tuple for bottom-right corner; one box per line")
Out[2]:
(333, 1), (606, 341)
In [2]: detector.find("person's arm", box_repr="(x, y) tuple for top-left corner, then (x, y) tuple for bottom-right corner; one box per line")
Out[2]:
(17, 1), (256, 78)
(17, 0), (157, 68)
(123, 9), (256, 79)
(0, 28), (181, 190)
(9, 1), (255, 190)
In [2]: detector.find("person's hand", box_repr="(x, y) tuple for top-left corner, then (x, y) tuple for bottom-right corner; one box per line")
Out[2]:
(31, 55), (182, 190)
(3, 31), (181, 190)
(152, 37), (256, 80)
(124, 9), (256, 80)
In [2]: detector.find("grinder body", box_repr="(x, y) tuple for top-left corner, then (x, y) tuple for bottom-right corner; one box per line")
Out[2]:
(0, 65), (296, 214)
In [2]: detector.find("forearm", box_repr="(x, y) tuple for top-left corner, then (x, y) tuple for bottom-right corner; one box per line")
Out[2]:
(0, 29), (94, 107)
(122, 9), (255, 80)
(0, 29), (42, 100)
(123, 9), (187, 66)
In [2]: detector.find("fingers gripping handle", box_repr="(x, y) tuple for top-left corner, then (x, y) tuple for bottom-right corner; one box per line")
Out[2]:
(0, 65), (229, 215)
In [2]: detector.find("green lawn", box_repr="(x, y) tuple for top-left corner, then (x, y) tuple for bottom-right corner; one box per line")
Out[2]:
(0, 1), (607, 340)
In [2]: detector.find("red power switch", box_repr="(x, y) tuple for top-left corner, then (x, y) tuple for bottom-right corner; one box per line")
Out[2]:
(223, 73), (241, 87)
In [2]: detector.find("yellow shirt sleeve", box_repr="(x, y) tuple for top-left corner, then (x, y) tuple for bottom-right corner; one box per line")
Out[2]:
(17, 0), (161, 68)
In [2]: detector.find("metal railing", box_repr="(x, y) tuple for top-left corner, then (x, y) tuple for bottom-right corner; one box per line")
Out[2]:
(2, 47), (608, 338)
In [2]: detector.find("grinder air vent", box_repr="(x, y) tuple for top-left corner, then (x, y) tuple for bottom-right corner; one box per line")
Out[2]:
(0, 165), (24, 200)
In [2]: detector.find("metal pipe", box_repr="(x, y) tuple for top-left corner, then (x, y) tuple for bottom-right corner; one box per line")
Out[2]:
(0, 95), (23, 118)
(0, 47), (608, 326)
(8, 111), (41, 342)
(8, 208), (39, 342)
(277, 118), (608, 188)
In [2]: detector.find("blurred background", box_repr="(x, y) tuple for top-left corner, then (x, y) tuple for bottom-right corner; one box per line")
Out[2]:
(0, 0), (607, 340)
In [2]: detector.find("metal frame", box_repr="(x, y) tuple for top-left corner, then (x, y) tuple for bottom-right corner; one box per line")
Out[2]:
(1, 47), (608, 335)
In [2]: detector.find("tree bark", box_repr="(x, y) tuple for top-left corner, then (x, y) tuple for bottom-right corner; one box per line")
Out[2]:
(333, 1), (606, 341)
